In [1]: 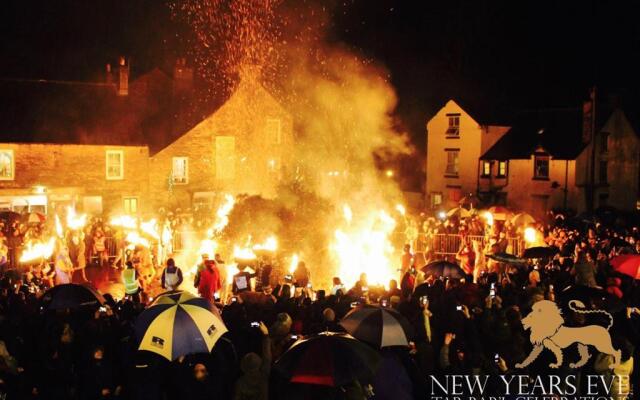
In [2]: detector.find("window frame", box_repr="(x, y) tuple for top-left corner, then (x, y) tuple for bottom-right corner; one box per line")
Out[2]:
(445, 149), (460, 177)
(445, 113), (460, 138)
(431, 192), (443, 208)
(123, 196), (138, 214)
(533, 154), (550, 180)
(481, 161), (491, 178)
(105, 150), (124, 180)
(172, 156), (189, 185)
(496, 161), (508, 178)
(599, 159), (608, 184)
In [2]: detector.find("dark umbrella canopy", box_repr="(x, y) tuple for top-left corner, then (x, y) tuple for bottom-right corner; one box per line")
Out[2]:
(340, 305), (413, 348)
(558, 285), (625, 313)
(523, 246), (559, 259)
(41, 283), (105, 310)
(275, 332), (381, 387)
(486, 252), (527, 265)
(422, 260), (465, 279)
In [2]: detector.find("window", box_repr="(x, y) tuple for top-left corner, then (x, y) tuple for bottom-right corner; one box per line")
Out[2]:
(431, 192), (443, 208)
(446, 114), (460, 137)
(123, 197), (138, 214)
(481, 161), (491, 177)
(599, 159), (608, 184)
(215, 136), (236, 180)
(266, 118), (282, 145)
(447, 187), (462, 202)
(172, 157), (189, 184)
(497, 161), (507, 177)
(105, 150), (123, 180)
(445, 149), (459, 176)
(533, 155), (549, 179)
(600, 132), (609, 154)
(0, 149), (15, 181)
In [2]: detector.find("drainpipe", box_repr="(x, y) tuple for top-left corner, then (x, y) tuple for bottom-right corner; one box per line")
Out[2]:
(563, 160), (569, 210)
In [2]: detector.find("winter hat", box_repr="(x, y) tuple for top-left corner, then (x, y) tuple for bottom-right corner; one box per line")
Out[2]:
(241, 352), (262, 373)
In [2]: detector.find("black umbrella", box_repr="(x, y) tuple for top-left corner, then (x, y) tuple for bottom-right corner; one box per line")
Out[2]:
(558, 285), (625, 314)
(523, 246), (559, 259)
(485, 252), (527, 265)
(422, 260), (465, 279)
(340, 305), (414, 348)
(41, 284), (106, 310)
(275, 332), (381, 387)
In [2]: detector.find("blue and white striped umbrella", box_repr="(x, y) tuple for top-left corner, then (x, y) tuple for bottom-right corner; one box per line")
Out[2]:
(134, 291), (227, 360)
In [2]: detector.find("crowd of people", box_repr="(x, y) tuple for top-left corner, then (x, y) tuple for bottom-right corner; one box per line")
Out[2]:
(0, 209), (639, 399)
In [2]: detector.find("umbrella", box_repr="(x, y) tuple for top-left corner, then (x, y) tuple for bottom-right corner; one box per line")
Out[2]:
(523, 246), (559, 259)
(511, 212), (536, 226)
(27, 212), (45, 224)
(485, 252), (527, 265)
(275, 332), (381, 387)
(339, 305), (414, 348)
(446, 207), (471, 219)
(558, 285), (625, 313)
(135, 291), (227, 361)
(610, 255), (640, 280)
(486, 206), (510, 220)
(422, 260), (465, 279)
(41, 283), (106, 310)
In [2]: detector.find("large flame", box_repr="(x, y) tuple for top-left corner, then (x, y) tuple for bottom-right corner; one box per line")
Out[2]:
(213, 194), (235, 234)
(252, 236), (277, 252)
(20, 237), (56, 263)
(111, 215), (138, 230)
(66, 207), (87, 230)
(331, 206), (397, 288)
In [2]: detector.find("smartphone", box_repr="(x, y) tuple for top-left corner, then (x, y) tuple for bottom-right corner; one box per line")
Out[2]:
(250, 321), (260, 328)
(350, 302), (359, 308)
(549, 284), (554, 292)
(490, 282), (496, 290)
(420, 296), (428, 305)
(490, 288), (496, 298)
(231, 296), (238, 303)
(291, 335), (298, 340)
(214, 293), (220, 301)
(456, 305), (462, 311)
(99, 306), (107, 313)
(494, 353), (500, 363)
(381, 299), (388, 307)
(284, 274), (293, 281)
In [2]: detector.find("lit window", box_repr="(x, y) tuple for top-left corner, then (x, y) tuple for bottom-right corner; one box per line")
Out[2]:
(431, 192), (443, 208)
(446, 114), (460, 137)
(445, 150), (459, 176)
(481, 161), (491, 177)
(124, 197), (138, 214)
(497, 161), (507, 177)
(599, 159), (608, 184)
(215, 136), (236, 180)
(533, 155), (549, 179)
(106, 150), (123, 180)
(172, 157), (189, 184)
(266, 118), (282, 145)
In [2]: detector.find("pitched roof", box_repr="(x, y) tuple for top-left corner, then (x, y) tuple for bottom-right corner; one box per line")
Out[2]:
(481, 107), (586, 160)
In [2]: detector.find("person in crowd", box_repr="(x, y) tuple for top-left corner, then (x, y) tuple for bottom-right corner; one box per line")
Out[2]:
(400, 244), (414, 277)
(161, 258), (184, 291)
(93, 228), (109, 268)
(122, 260), (141, 302)
(232, 265), (254, 295)
(199, 259), (222, 300)
(68, 232), (87, 282)
(292, 260), (310, 288)
(233, 321), (271, 400)
(193, 253), (209, 288)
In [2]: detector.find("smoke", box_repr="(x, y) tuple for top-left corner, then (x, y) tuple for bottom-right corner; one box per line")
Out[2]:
(172, 0), (413, 287)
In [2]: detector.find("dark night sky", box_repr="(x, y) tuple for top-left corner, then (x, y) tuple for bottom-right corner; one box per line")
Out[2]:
(1, 0), (640, 151)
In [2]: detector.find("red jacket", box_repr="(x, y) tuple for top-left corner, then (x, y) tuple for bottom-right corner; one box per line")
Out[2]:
(198, 261), (221, 299)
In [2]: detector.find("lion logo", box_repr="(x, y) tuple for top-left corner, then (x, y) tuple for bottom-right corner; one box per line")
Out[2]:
(516, 300), (620, 369)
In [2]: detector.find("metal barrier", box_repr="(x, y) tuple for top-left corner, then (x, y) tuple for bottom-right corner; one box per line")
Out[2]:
(420, 233), (524, 258)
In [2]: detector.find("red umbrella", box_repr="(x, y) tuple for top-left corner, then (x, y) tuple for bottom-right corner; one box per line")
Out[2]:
(610, 255), (640, 280)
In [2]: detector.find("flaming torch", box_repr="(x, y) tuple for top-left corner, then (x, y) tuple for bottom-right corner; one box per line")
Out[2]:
(20, 237), (56, 263)
(66, 207), (87, 231)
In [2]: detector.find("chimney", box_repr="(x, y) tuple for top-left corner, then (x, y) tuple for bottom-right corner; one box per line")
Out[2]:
(173, 57), (193, 93)
(117, 56), (129, 96)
